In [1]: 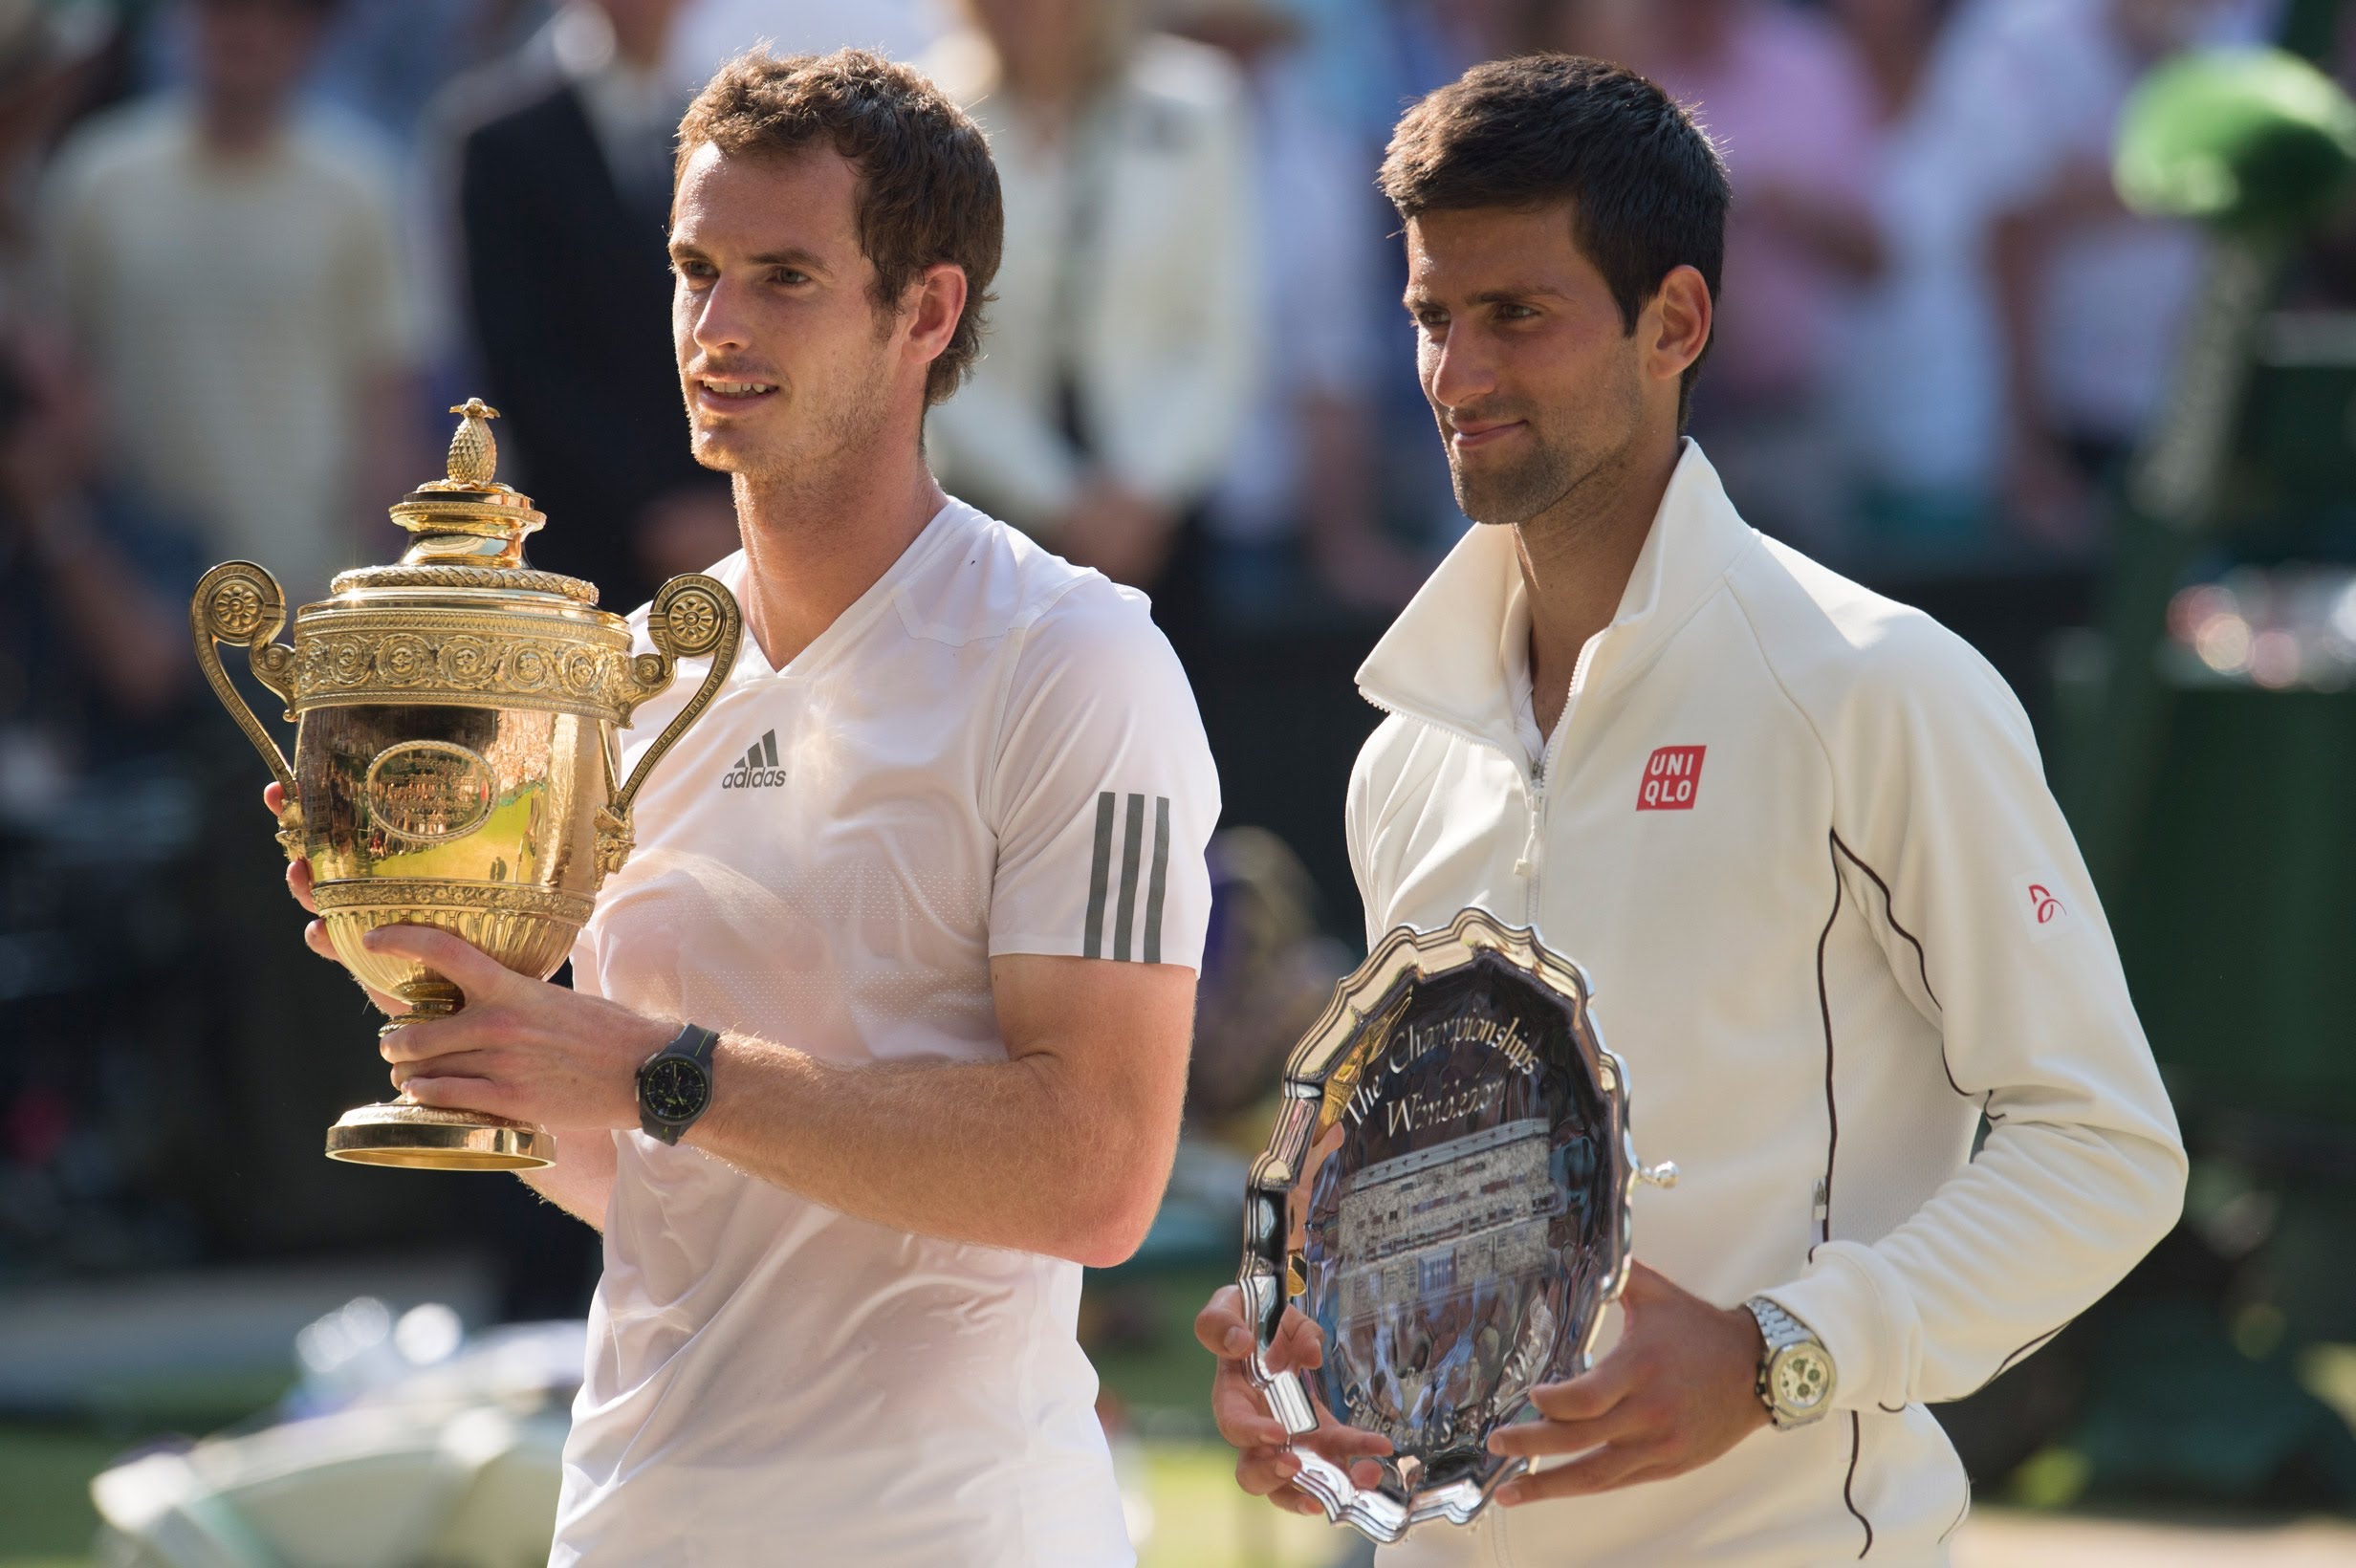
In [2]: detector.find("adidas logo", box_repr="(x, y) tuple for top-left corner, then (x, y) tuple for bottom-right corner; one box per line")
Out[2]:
(720, 730), (789, 790)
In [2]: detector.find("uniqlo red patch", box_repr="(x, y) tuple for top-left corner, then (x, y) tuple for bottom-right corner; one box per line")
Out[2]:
(1636, 745), (1706, 811)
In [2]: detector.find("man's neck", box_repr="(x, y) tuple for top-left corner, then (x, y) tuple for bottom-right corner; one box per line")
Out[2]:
(1515, 433), (1682, 739)
(732, 441), (947, 671)
(197, 96), (287, 160)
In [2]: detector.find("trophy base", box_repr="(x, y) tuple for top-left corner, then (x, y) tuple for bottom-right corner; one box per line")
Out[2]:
(324, 1101), (556, 1171)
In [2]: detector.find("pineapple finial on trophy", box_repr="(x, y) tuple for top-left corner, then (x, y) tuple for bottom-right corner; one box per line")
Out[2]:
(446, 398), (501, 486)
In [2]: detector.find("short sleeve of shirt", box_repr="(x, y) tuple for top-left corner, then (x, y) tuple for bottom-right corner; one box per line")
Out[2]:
(985, 580), (1220, 969)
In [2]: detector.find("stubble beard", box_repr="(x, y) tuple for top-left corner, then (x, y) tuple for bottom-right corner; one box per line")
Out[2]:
(688, 354), (899, 495)
(1449, 362), (1648, 538)
(1447, 418), (1587, 531)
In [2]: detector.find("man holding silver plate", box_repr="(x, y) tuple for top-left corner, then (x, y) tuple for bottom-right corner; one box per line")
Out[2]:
(1197, 55), (2187, 1565)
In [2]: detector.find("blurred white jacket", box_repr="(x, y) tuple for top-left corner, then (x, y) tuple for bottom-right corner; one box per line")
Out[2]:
(923, 32), (1258, 528)
(1356, 443), (2185, 1567)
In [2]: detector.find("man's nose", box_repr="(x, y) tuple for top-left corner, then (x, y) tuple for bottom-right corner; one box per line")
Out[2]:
(1426, 328), (1497, 414)
(689, 276), (753, 357)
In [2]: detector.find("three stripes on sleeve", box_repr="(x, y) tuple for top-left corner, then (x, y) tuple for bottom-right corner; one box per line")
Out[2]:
(1083, 792), (1170, 963)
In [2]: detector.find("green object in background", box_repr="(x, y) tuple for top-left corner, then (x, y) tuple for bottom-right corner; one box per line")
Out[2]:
(2109, 690), (2356, 1121)
(2116, 47), (2356, 237)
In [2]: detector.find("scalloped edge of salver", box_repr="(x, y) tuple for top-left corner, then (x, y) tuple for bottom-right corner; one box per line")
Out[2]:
(1235, 905), (1669, 1544)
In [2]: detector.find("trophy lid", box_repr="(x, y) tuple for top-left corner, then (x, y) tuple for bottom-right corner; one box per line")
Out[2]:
(331, 399), (598, 603)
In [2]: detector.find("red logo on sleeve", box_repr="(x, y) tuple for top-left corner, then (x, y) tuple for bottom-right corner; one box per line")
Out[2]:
(1636, 745), (1706, 811)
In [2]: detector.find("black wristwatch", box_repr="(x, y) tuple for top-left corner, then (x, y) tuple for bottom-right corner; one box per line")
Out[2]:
(636, 1023), (720, 1144)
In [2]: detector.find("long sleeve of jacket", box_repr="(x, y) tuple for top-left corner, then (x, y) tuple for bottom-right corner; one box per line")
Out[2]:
(1759, 622), (2187, 1411)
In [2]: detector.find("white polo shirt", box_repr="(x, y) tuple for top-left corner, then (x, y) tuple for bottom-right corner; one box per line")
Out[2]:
(550, 497), (1216, 1566)
(1353, 444), (2183, 1567)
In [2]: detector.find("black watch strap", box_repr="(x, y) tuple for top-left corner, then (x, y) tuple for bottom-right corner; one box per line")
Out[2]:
(637, 1023), (720, 1144)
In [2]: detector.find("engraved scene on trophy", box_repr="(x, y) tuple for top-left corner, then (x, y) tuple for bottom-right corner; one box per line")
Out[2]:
(1290, 948), (1614, 1493)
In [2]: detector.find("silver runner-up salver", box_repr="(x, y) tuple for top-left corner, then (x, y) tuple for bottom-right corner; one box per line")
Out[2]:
(1237, 907), (1676, 1542)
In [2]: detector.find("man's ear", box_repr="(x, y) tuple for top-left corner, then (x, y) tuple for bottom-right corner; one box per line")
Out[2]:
(1647, 264), (1712, 385)
(903, 261), (969, 369)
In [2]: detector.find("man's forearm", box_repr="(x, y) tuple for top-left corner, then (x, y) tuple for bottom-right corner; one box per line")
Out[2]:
(517, 1130), (616, 1231)
(685, 1035), (1167, 1267)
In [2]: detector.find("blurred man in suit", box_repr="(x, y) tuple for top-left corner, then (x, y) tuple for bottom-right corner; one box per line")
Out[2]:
(440, 0), (736, 610)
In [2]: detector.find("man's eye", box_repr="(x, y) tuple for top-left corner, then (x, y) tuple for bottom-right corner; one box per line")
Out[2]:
(772, 269), (810, 286)
(673, 259), (713, 281)
(1495, 303), (1538, 321)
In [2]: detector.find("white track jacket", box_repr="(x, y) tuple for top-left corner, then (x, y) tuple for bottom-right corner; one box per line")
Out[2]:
(1357, 443), (2185, 1567)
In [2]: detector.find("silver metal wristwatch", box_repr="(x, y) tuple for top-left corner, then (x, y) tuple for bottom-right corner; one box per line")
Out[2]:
(1744, 1296), (1836, 1429)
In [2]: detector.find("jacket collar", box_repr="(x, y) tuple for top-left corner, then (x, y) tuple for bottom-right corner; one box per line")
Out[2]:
(1356, 439), (1756, 754)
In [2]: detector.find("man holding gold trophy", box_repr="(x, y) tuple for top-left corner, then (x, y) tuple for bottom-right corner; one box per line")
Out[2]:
(212, 49), (1211, 1566)
(1196, 55), (2188, 1566)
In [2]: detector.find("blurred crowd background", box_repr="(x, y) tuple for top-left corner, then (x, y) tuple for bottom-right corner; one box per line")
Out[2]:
(9, 0), (2356, 1562)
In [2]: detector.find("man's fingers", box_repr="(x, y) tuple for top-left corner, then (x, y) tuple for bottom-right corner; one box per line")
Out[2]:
(362, 924), (512, 1000)
(1193, 1290), (1323, 1374)
(1488, 1402), (1647, 1460)
(400, 1074), (513, 1117)
(1495, 1442), (1667, 1505)
(286, 858), (319, 915)
(380, 1013), (510, 1064)
(1301, 1421), (1393, 1463)
(1233, 1446), (1302, 1497)
(1271, 1305), (1325, 1373)
(1211, 1361), (1289, 1448)
(263, 781), (285, 816)
(1528, 1346), (1641, 1425)
(303, 920), (411, 1013)
(1194, 1286), (1253, 1360)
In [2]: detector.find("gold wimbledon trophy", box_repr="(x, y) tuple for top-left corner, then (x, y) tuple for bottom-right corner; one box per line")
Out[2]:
(191, 400), (741, 1171)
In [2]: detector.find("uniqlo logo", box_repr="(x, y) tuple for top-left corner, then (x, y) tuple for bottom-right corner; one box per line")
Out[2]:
(1636, 745), (1706, 811)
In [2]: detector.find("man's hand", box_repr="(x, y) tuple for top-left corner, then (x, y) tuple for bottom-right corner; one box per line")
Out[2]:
(265, 781), (408, 1014)
(262, 782), (667, 1128)
(1488, 1262), (1768, 1505)
(369, 925), (669, 1131)
(1195, 1284), (1391, 1516)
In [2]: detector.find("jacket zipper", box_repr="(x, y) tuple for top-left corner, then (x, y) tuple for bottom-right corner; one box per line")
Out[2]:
(1519, 630), (1607, 921)
(1362, 622), (1608, 924)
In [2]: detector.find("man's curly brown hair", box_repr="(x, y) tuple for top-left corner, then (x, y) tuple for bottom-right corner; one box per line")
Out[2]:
(675, 48), (1003, 406)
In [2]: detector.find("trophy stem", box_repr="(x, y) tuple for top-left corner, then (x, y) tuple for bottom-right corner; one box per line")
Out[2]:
(329, 996), (556, 1170)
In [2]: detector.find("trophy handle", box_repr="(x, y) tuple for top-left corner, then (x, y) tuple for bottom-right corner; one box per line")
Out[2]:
(597, 573), (742, 878)
(192, 561), (305, 854)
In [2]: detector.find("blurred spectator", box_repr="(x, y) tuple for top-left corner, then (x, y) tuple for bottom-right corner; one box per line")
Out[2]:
(1167, 0), (1426, 618)
(670, 0), (944, 83)
(1184, 825), (1350, 1128)
(1824, 0), (2003, 558)
(1638, 0), (1885, 555)
(0, 317), (192, 817)
(38, 0), (425, 607)
(923, 0), (1256, 655)
(0, 0), (113, 313)
(1520, 0), (1650, 61)
(0, 311), (210, 1277)
(314, 0), (552, 139)
(433, 0), (732, 610)
(1961, 0), (2261, 550)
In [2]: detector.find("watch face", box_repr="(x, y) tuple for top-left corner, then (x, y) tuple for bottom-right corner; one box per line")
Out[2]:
(1773, 1346), (1833, 1411)
(642, 1056), (709, 1123)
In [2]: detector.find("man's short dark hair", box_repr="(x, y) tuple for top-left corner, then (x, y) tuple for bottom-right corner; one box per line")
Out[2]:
(677, 48), (1003, 406)
(1379, 54), (1729, 424)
